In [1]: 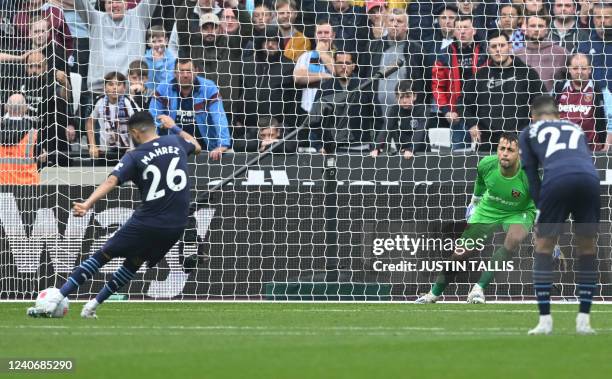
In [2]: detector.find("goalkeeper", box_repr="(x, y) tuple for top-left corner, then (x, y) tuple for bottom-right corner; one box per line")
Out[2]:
(416, 132), (536, 304)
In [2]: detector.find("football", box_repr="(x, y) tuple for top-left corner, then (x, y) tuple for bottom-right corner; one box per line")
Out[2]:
(35, 288), (69, 318)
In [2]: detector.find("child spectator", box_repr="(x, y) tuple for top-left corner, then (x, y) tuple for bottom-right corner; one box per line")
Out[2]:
(371, 79), (427, 160)
(144, 25), (175, 93)
(233, 116), (296, 153)
(127, 60), (152, 109)
(86, 72), (139, 159)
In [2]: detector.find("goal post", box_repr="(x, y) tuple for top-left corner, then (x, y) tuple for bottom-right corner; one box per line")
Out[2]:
(0, 0), (611, 301)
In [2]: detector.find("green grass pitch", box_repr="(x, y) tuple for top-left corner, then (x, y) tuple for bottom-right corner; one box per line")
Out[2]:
(1, 302), (611, 379)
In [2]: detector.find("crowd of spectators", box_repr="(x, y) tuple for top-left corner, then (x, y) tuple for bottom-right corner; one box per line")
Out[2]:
(0, 0), (612, 182)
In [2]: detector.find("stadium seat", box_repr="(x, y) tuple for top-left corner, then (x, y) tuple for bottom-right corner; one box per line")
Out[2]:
(427, 128), (451, 152)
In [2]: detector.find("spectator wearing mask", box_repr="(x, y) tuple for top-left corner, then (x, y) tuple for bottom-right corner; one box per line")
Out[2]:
(515, 12), (569, 91)
(554, 53), (607, 151)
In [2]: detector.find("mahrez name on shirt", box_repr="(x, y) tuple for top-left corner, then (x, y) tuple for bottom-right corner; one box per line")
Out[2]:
(140, 146), (181, 165)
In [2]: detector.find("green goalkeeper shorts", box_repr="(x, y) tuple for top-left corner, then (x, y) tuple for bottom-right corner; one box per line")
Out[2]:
(465, 207), (535, 240)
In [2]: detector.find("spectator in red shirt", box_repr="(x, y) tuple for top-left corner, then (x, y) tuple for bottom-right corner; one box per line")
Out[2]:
(432, 15), (487, 150)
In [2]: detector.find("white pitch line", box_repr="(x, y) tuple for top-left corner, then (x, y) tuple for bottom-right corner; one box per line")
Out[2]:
(1, 325), (445, 331)
(4, 306), (612, 314)
(129, 308), (612, 314)
(5, 307), (612, 314)
(33, 331), (524, 337)
(3, 325), (612, 334)
(4, 300), (612, 304)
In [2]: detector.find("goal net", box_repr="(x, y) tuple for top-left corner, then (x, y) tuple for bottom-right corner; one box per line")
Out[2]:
(0, 0), (611, 301)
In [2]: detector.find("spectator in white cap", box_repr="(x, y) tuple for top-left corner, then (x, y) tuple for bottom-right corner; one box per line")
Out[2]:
(176, 11), (242, 125)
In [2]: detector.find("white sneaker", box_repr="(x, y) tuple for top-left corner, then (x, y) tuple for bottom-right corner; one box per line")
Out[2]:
(467, 284), (486, 304)
(576, 313), (596, 335)
(528, 315), (553, 335)
(415, 292), (439, 304)
(80, 299), (99, 319)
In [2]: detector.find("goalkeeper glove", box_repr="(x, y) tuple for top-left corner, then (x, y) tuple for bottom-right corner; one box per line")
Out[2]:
(465, 196), (481, 220)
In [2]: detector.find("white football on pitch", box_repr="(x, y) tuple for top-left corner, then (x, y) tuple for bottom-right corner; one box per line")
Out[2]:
(35, 287), (69, 318)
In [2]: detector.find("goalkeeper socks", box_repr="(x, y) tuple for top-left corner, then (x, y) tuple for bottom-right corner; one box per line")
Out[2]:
(576, 254), (597, 314)
(432, 271), (457, 296)
(477, 246), (512, 289)
(95, 260), (139, 304)
(60, 250), (109, 297)
(533, 253), (553, 315)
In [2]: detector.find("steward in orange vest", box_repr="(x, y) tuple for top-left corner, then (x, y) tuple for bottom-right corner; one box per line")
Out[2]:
(0, 118), (40, 185)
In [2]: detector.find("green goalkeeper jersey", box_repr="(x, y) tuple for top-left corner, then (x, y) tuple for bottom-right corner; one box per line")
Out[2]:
(470, 155), (536, 224)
